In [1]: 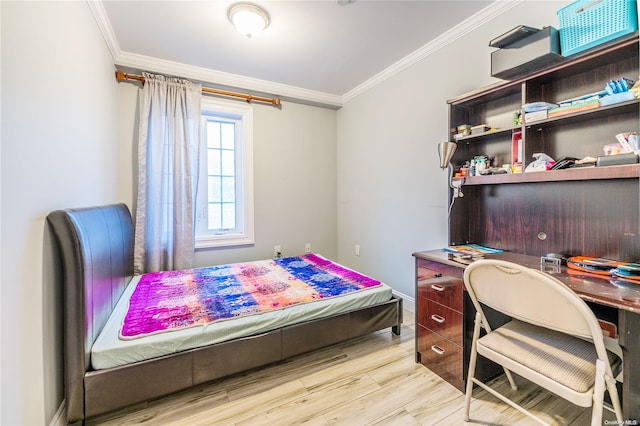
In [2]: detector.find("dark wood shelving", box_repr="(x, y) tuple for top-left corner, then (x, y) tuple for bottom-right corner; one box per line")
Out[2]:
(448, 81), (521, 107)
(453, 97), (640, 146)
(456, 163), (640, 185)
(427, 32), (640, 417)
(446, 33), (639, 258)
(453, 126), (520, 143)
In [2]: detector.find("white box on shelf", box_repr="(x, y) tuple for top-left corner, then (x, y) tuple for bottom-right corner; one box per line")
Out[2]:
(524, 110), (547, 123)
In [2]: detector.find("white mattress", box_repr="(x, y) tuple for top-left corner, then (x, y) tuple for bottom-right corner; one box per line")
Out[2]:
(91, 274), (393, 370)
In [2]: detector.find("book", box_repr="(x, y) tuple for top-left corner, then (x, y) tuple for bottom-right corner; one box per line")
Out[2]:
(443, 244), (503, 258)
(547, 98), (599, 118)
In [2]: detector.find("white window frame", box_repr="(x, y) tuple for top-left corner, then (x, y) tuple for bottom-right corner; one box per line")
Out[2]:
(195, 97), (254, 249)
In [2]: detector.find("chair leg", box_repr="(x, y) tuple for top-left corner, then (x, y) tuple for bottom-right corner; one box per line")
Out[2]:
(605, 372), (623, 422)
(463, 312), (482, 422)
(503, 367), (518, 391)
(591, 360), (605, 426)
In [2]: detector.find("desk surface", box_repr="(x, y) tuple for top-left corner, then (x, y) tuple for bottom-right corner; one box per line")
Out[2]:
(413, 250), (640, 315)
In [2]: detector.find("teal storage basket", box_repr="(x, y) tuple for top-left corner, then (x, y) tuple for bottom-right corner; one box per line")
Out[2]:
(557, 0), (638, 56)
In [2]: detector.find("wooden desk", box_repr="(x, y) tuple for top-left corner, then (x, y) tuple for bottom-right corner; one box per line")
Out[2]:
(413, 250), (640, 421)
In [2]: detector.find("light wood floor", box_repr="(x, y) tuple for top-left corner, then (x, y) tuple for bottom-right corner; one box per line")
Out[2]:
(88, 310), (615, 425)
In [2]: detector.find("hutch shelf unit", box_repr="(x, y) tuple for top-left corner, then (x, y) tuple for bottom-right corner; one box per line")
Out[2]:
(415, 32), (640, 396)
(447, 33), (639, 259)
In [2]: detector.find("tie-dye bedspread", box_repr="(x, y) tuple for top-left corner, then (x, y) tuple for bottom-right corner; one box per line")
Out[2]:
(120, 254), (381, 339)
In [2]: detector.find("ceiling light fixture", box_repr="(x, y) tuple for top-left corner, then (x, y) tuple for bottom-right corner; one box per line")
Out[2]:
(227, 3), (270, 38)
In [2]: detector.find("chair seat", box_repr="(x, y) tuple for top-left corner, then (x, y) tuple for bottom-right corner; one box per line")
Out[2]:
(464, 260), (624, 424)
(478, 320), (620, 393)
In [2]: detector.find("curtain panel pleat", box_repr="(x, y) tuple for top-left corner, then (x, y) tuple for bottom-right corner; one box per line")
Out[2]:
(134, 72), (202, 274)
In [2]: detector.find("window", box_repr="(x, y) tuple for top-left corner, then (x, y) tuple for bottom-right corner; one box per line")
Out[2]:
(195, 97), (254, 248)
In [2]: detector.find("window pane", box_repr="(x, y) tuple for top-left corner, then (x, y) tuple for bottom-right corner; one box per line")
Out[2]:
(197, 98), (253, 246)
(221, 122), (234, 149)
(208, 176), (221, 202)
(207, 121), (221, 148)
(208, 149), (221, 175)
(208, 203), (221, 230)
(222, 203), (236, 229)
(221, 177), (235, 202)
(221, 150), (235, 175)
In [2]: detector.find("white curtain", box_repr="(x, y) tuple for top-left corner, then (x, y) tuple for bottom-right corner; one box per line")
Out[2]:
(134, 72), (202, 274)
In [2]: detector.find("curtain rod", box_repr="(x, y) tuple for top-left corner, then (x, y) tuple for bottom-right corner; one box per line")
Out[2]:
(115, 71), (281, 107)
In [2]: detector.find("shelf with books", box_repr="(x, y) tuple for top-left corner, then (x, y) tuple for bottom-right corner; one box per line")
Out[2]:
(524, 99), (639, 129)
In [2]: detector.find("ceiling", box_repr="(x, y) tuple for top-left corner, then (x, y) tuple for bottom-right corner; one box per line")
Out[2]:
(99, 0), (497, 106)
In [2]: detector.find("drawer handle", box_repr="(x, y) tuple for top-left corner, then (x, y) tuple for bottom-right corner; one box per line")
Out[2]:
(430, 314), (445, 324)
(431, 345), (445, 355)
(431, 284), (445, 292)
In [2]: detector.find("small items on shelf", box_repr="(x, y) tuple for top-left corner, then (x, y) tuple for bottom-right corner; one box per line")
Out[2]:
(455, 124), (471, 138)
(603, 132), (639, 155)
(601, 77), (638, 106)
(471, 124), (491, 135)
(523, 77), (637, 123)
(453, 124), (496, 139)
(522, 102), (557, 123)
(596, 153), (638, 167)
(524, 153), (555, 172)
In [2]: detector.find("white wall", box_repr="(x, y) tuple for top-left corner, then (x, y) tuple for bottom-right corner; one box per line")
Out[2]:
(336, 1), (570, 302)
(117, 84), (338, 267)
(0, 2), (120, 424)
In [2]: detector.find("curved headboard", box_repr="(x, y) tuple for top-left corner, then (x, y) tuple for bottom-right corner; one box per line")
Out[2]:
(47, 203), (134, 423)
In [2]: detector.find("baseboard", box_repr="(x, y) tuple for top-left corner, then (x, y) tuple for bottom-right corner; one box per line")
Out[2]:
(392, 289), (415, 313)
(49, 400), (66, 426)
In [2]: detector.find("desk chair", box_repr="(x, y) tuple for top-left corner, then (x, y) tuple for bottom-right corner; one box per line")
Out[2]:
(462, 259), (623, 426)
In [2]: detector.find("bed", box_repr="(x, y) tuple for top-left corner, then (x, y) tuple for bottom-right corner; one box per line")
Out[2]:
(47, 203), (403, 424)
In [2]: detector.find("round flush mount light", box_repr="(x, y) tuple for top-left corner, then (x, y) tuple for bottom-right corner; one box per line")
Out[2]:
(227, 3), (270, 38)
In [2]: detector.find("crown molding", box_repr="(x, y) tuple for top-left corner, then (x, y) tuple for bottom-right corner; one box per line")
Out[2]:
(342, 0), (524, 103)
(88, 0), (522, 109)
(86, 0), (120, 60)
(114, 51), (344, 108)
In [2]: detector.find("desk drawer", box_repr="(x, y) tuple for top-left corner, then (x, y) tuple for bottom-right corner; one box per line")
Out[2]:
(417, 277), (463, 312)
(417, 298), (463, 345)
(417, 325), (463, 391)
(416, 258), (463, 280)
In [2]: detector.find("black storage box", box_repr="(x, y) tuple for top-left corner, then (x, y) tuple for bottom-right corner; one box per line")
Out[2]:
(491, 26), (562, 80)
(596, 153), (639, 167)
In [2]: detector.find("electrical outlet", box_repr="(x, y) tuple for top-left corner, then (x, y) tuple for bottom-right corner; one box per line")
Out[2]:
(305, 243), (311, 253)
(274, 245), (282, 258)
(452, 179), (464, 198)
(355, 244), (360, 256)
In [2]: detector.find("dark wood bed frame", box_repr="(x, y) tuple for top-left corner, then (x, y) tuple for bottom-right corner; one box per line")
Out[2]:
(47, 203), (403, 424)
